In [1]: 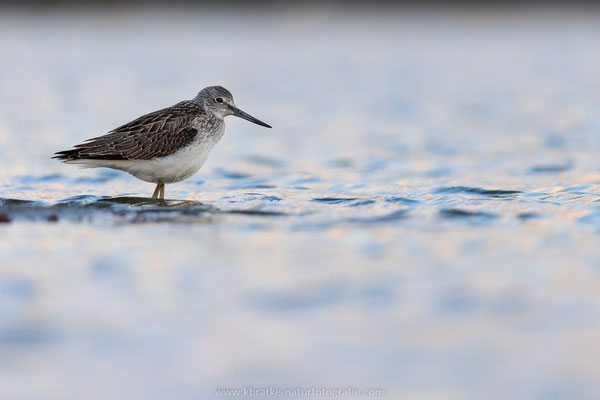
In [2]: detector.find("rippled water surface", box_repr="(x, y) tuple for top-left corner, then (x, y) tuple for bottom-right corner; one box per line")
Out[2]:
(1, 8), (600, 400)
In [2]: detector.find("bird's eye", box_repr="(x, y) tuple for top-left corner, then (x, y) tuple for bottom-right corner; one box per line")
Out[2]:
(216, 97), (224, 103)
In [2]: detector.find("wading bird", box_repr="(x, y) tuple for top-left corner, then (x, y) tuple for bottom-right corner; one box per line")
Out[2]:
(54, 86), (271, 200)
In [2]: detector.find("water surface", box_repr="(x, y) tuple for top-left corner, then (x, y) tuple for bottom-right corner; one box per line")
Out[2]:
(1, 7), (600, 400)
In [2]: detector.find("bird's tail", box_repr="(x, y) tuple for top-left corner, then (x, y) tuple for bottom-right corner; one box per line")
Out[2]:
(52, 149), (81, 161)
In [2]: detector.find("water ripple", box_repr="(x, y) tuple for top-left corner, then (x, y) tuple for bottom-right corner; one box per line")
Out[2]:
(434, 186), (522, 197)
(529, 163), (572, 174)
(348, 209), (409, 223)
(385, 196), (420, 205)
(440, 208), (498, 220)
(312, 197), (359, 204)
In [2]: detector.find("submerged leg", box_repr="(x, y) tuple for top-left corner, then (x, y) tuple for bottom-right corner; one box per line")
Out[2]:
(151, 183), (161, 199)
(159, 183), (165, 200)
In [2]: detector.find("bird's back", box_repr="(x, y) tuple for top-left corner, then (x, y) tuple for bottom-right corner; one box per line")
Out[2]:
(53, 101), (207, 162)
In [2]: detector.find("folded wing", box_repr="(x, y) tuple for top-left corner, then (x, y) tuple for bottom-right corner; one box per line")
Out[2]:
(53, 101), (203, 161)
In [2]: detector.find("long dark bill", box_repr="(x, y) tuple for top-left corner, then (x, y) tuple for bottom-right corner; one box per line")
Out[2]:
(232, 107), (272, 128)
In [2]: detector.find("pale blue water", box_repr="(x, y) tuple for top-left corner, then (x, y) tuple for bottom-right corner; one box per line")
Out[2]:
(1, 8), (600, 400)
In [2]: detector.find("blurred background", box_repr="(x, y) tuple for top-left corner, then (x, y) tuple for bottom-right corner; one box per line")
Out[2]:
(1, 1), (600, 399)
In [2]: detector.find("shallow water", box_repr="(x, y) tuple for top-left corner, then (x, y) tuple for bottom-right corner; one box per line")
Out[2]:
(1, 7), (600, 400)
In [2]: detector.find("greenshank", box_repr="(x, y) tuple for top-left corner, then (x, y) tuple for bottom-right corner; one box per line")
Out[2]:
(54, 86), (271, 200)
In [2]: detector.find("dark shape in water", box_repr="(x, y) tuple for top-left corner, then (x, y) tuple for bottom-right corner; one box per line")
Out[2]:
(385, 196), (420, 205)
(312, 197), (359, 204)
(234, 193), (282, 202)
(0, 198), (45, 207)
(259, 195), (282, 202)
(98, 197), (218, 216)
(225, 209), (287, 217)
(98, 196), (203, 207)
(440, 208), (497, 219)
(0, 195), (219, 223)
(434, 186), (522, 197)
(242, 184), (276, 189)
(0, 194), (299, 223)
(0, 199), (87, 223)
(517, 212), (540, 220)
(528, 163), (572, 174)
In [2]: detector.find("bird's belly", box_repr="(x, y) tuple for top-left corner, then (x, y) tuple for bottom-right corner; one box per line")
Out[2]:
(86, 137), (219, 184)
(131, 141), (217, 183)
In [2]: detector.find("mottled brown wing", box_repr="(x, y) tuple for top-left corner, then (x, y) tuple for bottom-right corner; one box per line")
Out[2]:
(54, 101), (203, 161)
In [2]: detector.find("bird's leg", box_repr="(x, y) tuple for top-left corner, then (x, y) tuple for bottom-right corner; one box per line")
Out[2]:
(159, 183), (165, 200)
(152, 183), (161, 199)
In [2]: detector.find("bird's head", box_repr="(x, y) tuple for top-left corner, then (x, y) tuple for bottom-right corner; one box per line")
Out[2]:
(194, 86), (271, 128)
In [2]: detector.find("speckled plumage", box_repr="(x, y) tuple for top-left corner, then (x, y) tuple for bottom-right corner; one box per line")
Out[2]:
(53, 86), (271, 200)
(54, 101), (221, 161)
